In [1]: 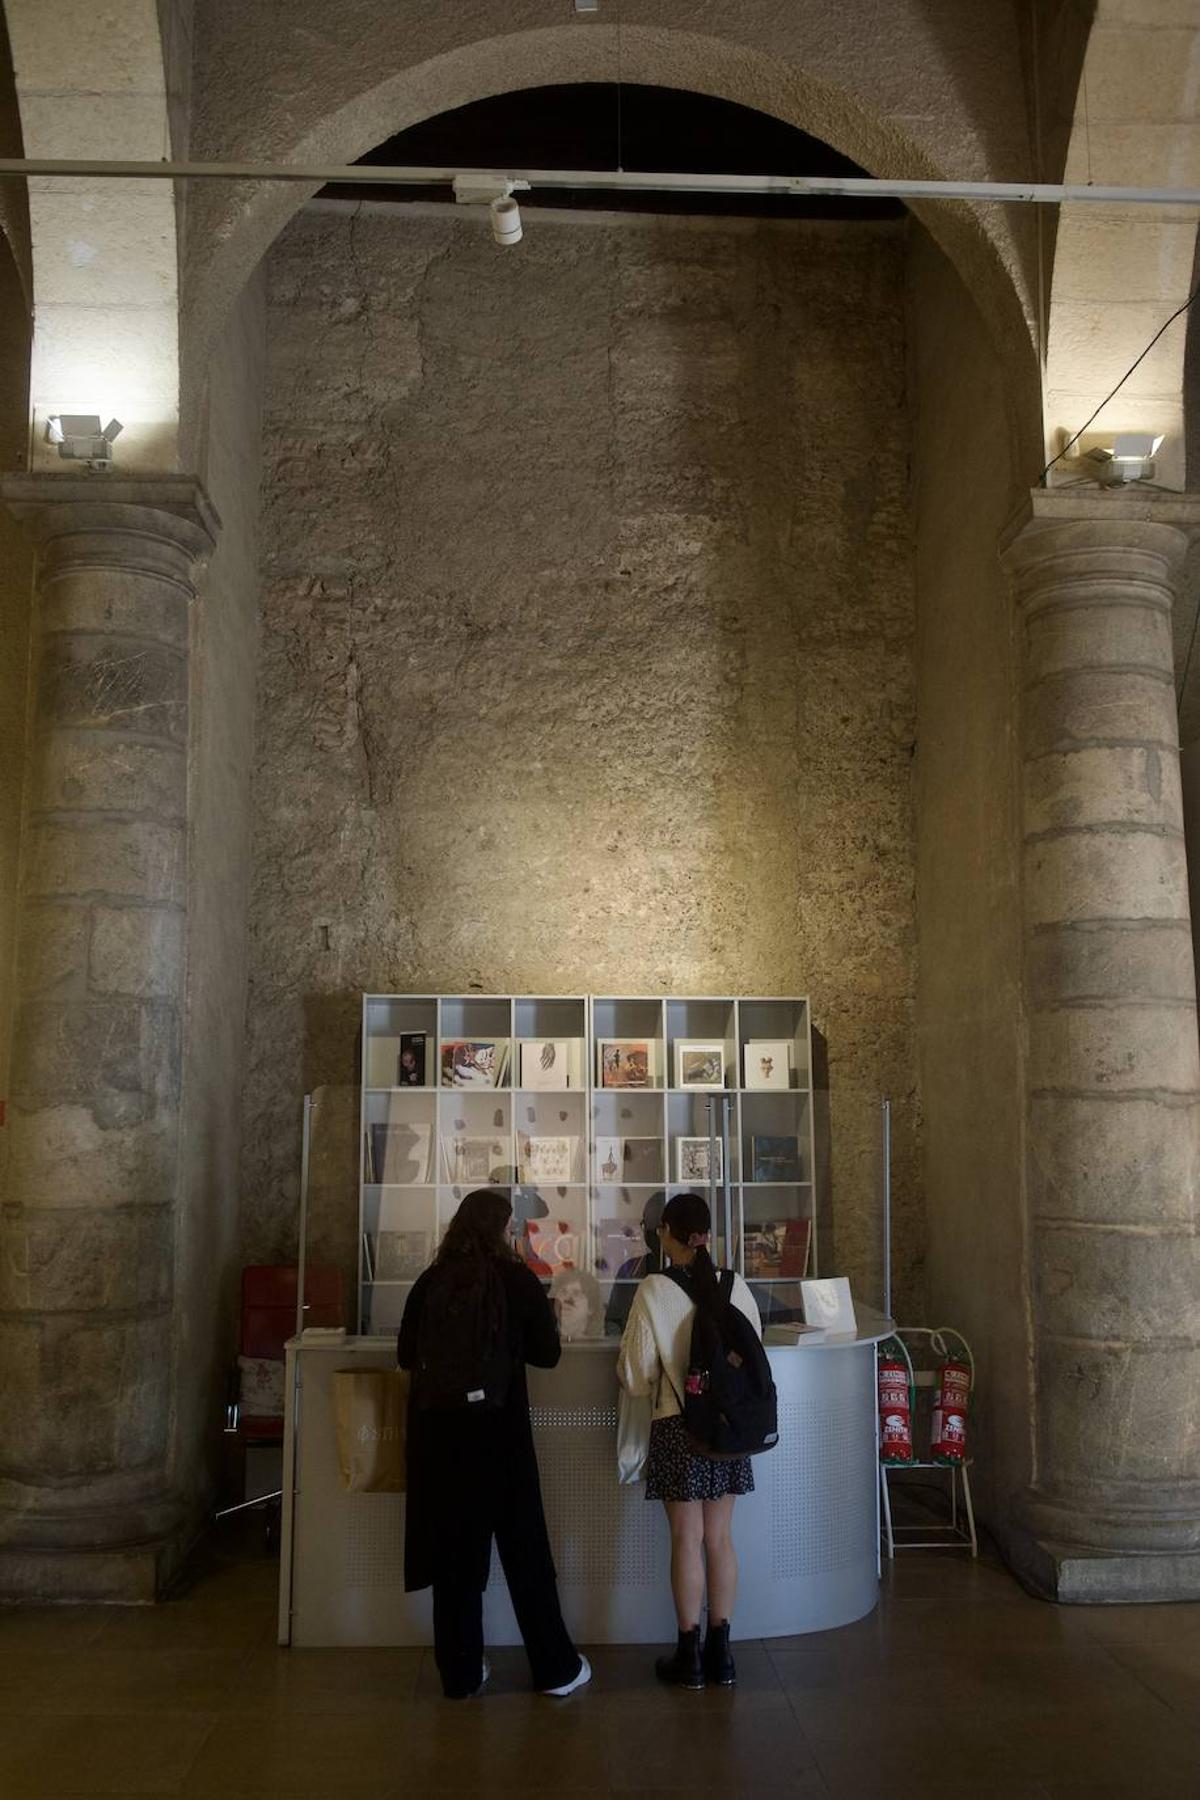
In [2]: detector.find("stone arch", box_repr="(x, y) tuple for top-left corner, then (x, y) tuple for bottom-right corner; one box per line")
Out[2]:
(182, 18), (1042, 467)
(1044, 1), (1200, 492)
(3, 0), (180, 470)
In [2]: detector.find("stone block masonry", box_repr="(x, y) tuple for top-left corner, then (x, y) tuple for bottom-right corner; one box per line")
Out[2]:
(1002, 492), (1200, 1599)
(0, 476), (216, 1600)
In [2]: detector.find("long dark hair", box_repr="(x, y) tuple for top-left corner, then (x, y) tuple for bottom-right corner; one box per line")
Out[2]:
(433, 1188), (514, 1335)
(661, 1191), (723, 1315)
(436, 1187), (514, 1265)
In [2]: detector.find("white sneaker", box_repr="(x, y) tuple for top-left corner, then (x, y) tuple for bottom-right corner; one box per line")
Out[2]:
(541, 1653), (591, 1697)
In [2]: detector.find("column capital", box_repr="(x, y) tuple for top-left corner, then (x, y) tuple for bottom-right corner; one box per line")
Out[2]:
(0, 472), (220, 563)
(1000, 485), (1200, 576)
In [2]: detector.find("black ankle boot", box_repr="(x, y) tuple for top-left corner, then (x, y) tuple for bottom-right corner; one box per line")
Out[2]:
(655, 1625), (704, 1689)
(703, 1619), (736, 1686)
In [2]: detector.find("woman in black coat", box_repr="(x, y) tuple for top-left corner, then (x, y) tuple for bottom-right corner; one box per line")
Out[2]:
(397, 1187), (590, 1700)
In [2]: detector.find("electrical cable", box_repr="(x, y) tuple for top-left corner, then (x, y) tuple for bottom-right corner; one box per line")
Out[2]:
(1036, 275), (1200, 486)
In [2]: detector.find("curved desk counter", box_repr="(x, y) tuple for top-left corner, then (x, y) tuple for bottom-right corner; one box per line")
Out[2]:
(279, 1313), (892, 1647)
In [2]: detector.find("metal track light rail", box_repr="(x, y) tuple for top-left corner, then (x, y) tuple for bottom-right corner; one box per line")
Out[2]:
(2, 159), (1200, 208)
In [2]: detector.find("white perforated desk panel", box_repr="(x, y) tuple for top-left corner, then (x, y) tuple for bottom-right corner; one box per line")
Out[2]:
(281, 1331), (885, 1647)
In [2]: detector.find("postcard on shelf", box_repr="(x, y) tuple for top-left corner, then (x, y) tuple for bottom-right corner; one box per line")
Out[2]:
(800, 1275), (856, 1335)
(675, 1136), (723, 1184)
(443, 1135), (511, 1184)
(365, 1034), (401, 1089)
(398, 1032), (427, 1086)
(518, 1134), (576, 1184)
(622, 1136), (663, 1183)
(751, 1134), (803, 1183)
(365, 1120), (432, 1184)
(743, 1217), (811, 1280)
(594, 1136), (623, 1183)
(519, 1039), (572, 1089)
(375, 1230), (431, 1281)
(675, 1040), (725, 1089)
(598, 1039), (654, 1089)
(744, 1039), (792, 1090)
(441, 1039), (509, 1088)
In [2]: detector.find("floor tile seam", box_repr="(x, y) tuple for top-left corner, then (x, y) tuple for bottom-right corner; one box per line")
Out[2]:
(1083, 1639), (1200, 1722)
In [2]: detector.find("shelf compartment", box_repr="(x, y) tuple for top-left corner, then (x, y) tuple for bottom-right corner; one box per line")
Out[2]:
(665, 997), (737, 1092)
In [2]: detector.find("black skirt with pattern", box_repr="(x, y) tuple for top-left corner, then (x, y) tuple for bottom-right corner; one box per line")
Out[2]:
(644, 1414), (755, 1502)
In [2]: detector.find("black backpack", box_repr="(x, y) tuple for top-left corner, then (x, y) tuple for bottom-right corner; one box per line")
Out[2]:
(666, 1267), (779, 1458)
(408, 1263), (513, 1412)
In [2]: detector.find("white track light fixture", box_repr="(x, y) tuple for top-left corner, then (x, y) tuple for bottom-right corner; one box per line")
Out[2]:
(490, 195), (522, 246)
(453, 173), (529, 249)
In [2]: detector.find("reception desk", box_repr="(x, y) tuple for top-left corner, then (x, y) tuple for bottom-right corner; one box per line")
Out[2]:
(278, 1314), (892, 1647)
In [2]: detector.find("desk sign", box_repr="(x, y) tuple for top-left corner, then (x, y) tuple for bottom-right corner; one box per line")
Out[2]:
(800, 1277), (857, 1335)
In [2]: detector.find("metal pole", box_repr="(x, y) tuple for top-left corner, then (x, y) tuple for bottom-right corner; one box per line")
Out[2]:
(881, 1096), (892, 1322)
(721, 1093), (734, 1271)
(295, 1093), (313, 1339)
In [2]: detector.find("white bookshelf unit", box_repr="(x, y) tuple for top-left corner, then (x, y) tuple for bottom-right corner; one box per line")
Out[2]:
(358, 992), (824, 1333)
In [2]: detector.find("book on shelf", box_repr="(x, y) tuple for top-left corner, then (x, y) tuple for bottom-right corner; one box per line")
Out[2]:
(743, 1217), (811, 1280)
(517, 1134), (577, 1184)
(375, 1229), (432, 1281)
(440, 1038), (510, 1088)
(622, 1137), (663, 1183)
(442, 1134), (511, 1184)
(519, 1039), (575, 1089)
(365, 1120), (433, 1184)
(751, 1135), (803, 1183)
(398, 1032), (427, 1086)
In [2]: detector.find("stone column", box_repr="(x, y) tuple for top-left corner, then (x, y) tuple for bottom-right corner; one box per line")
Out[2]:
(1001, 488), (1200, 1603)
(0, 474), (217, 1601)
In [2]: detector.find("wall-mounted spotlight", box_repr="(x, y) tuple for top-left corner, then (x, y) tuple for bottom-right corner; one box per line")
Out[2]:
(453, 173), (529, 249)
(46, 413), (123, 469)
(1084, 431), (1165, 486)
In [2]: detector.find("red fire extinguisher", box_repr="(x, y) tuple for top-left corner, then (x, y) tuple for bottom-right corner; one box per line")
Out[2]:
(931, 1358), (971, 1464)
(877, 1340), (913, 1463)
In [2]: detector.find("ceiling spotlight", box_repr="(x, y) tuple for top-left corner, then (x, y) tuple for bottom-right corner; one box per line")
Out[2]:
(1085, 431), (1164, 485)
(490, 195), (522, 247)
(575, 1), (600, 12)
(44, 413), (123, 469)
(453, 174), (529, 249)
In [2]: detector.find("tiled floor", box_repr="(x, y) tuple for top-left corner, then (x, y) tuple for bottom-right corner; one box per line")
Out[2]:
(1, 1528), (1198, 1798)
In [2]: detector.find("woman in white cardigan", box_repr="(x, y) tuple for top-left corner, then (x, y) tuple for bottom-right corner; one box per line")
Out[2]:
(616, 1191), (763, 1689)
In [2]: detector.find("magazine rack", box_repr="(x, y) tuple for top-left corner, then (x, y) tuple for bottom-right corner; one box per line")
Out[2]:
(878, 1326), (978, 1558)
(356, 992), (828, 1335)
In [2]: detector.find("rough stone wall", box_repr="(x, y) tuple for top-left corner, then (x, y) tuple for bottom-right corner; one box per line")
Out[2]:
(0, 241), (32, 1162)
(245, 203), (919, 1308)
(907, 223), (1031, 1523)
(172, 270), (265, 1512)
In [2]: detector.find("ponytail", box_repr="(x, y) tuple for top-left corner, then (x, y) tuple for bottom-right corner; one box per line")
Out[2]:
(661, 1191), (725, 1316)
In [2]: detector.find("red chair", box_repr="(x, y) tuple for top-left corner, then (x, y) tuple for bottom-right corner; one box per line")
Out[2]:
(220, 1264), (345, 1526)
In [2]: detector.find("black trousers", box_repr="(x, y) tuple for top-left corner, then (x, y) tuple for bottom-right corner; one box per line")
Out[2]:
(432, 1499), (580, 1698)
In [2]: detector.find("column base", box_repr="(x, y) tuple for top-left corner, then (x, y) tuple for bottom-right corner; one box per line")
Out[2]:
(1006, 1524), (1200, 1605)
(0, 1536), (193, 1603)
(0, 1491), (199, 1603)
